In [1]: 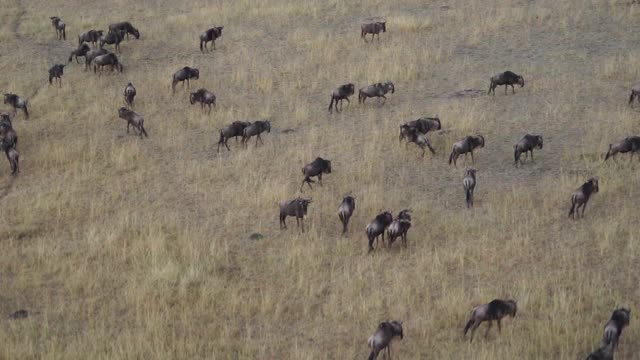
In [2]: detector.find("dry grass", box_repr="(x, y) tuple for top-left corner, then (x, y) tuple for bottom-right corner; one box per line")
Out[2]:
(1, 0), (640, 359)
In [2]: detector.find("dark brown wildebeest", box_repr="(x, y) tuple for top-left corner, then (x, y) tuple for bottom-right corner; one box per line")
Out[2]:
(449, 135), (485, 167)
(387, 209), (411, 248)
(367, 320), (403, 360)
(402, 126), (435, 158)
(399, 117), (441, 144)
(361, 21), (386, 42)
(99, 30), (124, 53)
(301, 157), (332, 191)
(629, 85), (640, 107)
(0, 114), (12, 130)
(366, 211), (393, 252)
(172, 67), (199, 93)
(117, 107), (147, 138)
(241, 120), (270, 148)
(0, 145), (19, 175)
(568, 177), (599, 219)
(603, 307), (630, 351)
(463, 299), (517, 342)
(93, 53), (123, 75)
(48, 64), (65, 87)
(190, 89), (216, 114)
(199, 26), (223, 52)
(358, 82), (395, 105)
(3, 94), (29, 119)
(78, 30), (103, 48)
(463, 168), (477, 208)
(0, 122), (18, 151)
(514, 134), (543, 167)
(604, 136), (640, 161)
(328, 83), (355, 113)
(124, 82), (136, 108)
(279, 197), (312, 232)
(488, 71), (524, 95)
(85, 49), (109, 71)
(68, 43), (91, 63)
(217, 121), (251, 153)
(585, 342), (614, 360)
(50, 16), (66, 40)
(108, 22), (140, 40)
(338, 195), (356, 234)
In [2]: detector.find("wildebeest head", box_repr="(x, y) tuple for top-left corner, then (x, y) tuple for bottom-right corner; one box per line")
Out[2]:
(475, 135), (485, 148)
(192, 68), (200, 80)
(342, 83), (355, 96)
(189, 91), (199, 104)
(380, 22), (387, 32)
(506, 300), (518, 317)
(387, 82), (395, 93)
(4, 94), (17, 105)
(298, 197), (312, 214)
(324, 159), (332, 173)
(466, 168), (477, 178)
(118, 107), (131, 119)
(589, 177), (599, 193)
(50, 16), (61, 24)
(264, 121), (271, 133)
(132, 28), (140, 39)
(216, 26), (224, 35)
(517, 76), (525, 87)
(535, 135), (543, 149)
(387, 320), (403, 338)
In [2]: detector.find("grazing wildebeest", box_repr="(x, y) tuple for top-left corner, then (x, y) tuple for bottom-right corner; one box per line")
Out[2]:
(0, 146), (19, 175)
(488, 71), (524, 95)
(629, 85), (640, 107)
(338, 195), (356, 234)
(3, 94), (29, 119)
(99, 30), (123, 53)
(301, 157), (332, 191)
(199, 26), (223, 52)
(123, 82), (136, 108)
(568, 177), (599, 219)
(449, 135), (485, 167)
(463, 168), (477, 208)
(48, 64), (65, 87)
(241, 120), (270, 148)
(172, 67), (199, 93)
(68, 43), (91, 63)
(585, 342), (614, 360)
(217, 121), (251, 153)
(399, 117), (441, 144)
(387, 209), (412, 248)
(190, 89), (216, 114)
(85, 49), (109, 71)
(328, 83), (355, 113)
(358, 82), (395, 105)
(402, 127), (435, 158)
(108, 22), (140, 40)
(361, 21), (386, 42)
(117, 107), (147, 138)
(367, 320), (403, 360)
(366, 211), (393, 252)
(78, 30), (103, 48)
(93, 53), (123, 75)
(604, 136), (640, 161)
(603, 308), (630, 351)
(50, 16), (66, 40)
(279, 197), (312, 232)
(463, 299), (517, 342)
(514, 134), (543, 167)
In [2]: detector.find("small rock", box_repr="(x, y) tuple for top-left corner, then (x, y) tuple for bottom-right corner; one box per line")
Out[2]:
(249, 233), (264, 241)
(8, 309), (28, 319)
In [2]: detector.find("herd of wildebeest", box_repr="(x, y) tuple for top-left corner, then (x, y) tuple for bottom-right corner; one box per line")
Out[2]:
(0, 15), (636, 360)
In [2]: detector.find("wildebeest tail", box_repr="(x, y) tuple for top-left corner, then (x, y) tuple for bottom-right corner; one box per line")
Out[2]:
(62, 26), (66, 40)
(514, 145), (519, 164)
(463, 318), (474, 336)
(199, 39), (204, 51)
(78, 35), (82, 46)
(368, 350), (376, 360)
(448, 149), (455, 164)
(49, 74), (53, 85)
(141, 125), (148, 138)
(328, 96), (334, 112)
(466, 187), (472, 207)
(23, 99), (29, 118)
(604, 144), (613, 161)
(488, 79), (494, 94)
(568, 195), (577, 218)
(630, 91), (636, 105)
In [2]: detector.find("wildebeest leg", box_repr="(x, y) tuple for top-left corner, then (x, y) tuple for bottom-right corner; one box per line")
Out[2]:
(470, 151), (475, 163)
(581, 201), (588, 218)
(318, 173), (322, 186)
(484, 321), (492, 338)
(186, 79), (189, 88)
(504, 85), (507, 95)
(300, 217), (305, 233)
(224, 138), (231, 151)
(530, 150), (534, 162)
(127, 121), (130, 133)
(497, 319), (502, 333)
(213, 40), (216, 50)
(469, 321), (482, 343)
(258, 134), (264, 145)
(280, 215), (286, 229)
(380, 95), (387, 105)
(511, 84), (515, 94)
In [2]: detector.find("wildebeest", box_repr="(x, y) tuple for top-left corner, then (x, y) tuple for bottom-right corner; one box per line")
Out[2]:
(108, 22), (140, 40)
(463, 168), (477, 208)
(117, 107), (147, 138)
(199, 26), (223, 52)
(604, 136), (640, 161)
(172, 67), (199, 93)
(488, 71), (524, 95)
(78, 30), (103, 48)
(0, 146), (19, 175)
(629, 85), (640, 107)
(366, 211), (393, 252)
(124, 82), (136, 108)
(50, 16), (66, 40)
(585, 342), (614, 360)
(514, 134), (543, 167)
(402, 127), (435, 157)
(217, 121), (251, 153)
(279, 197), (312, 232)
(367, 320), (403, 360)
(387, 209), (411, 248)
(0, 122), (18, 151)
(190, 89), (216, 114)
(301, 157), (332, 191)
(399, 117), (441, 144)
(99, 30), (123, 53)
(359, 82), (395, 105)
(463, 299), (517, 342)
(0, 114), (12, 130)
(93, 53), (123, 74)
(48, 64), (65, 86)
(338, 195), (356, 234)
(85, 49), (109, 71)
(241, 120), (270, 148)
(361, 21), (386, 42)
(328, 83), (355, 113)
(449, 135), (485, 167)
(568, 177), (599, 219)
(603, 308), (630, 351)
(3, 94), (29, 119)
(68, 43), (91, 63)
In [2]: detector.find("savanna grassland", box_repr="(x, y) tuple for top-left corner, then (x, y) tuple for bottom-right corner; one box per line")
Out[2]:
(1, 0), (640, 358)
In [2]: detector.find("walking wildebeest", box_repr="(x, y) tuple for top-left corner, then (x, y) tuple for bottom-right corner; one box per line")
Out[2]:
(3, 94), (29, 119)
(0, 145), (19, 175)
(241, 120), (270, 148)
(361, 21), (386, 42)
(78, 30), (103, 48)
(463, 168), (477, 208)
(514, 134), (543, 167)
(402, 127), (435, 157)
(449, 135), (485, 167)
(68, 43), (91, 63)
(172, 67), (199, 93)
(301, 157), (332, 191)
(338, 195), (356, 234)
(585, 342), (614, 360)
(387, 209), (411, 248)
(48, 64), (65, 87)
(328, 83), (355, 113)
(463, 299), (517, 342)
(568, 177), (599, 219)
(0, 114), (12, 130)
(279, 197), (312, 232)
(190, 89), (216, 114)
(367, 320), (403, 360)
(124, 82), (136, 108)
(93, 53), (123, 74)
(603, 308), (630, 351)
(108, 22), (140, 40)
(50, 16), (66, 40)
(99, 30), (123, 53)
(629, 85), (640, 107)
(199, 26), (223, 52)
(358, 82), (395, 105)
(604, 136), (640, 161)
(117, 107), (147, 138)
(366, 211), (393, 252)
(85, 49), (109, 71)
(217, 121), (251, 153)
(399, 117), (441, 144)
(488, 71), (524, 95)
(1, 123), (18, 151)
